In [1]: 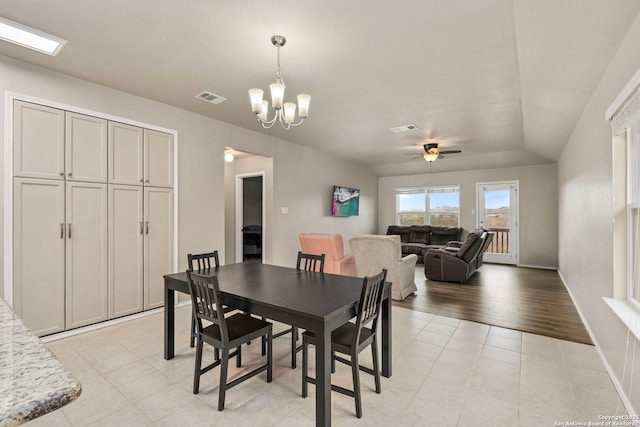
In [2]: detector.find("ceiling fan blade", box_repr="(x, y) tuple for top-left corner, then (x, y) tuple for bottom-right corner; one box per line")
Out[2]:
(410, 155), (423, 160)
(439, 150), (462, 154)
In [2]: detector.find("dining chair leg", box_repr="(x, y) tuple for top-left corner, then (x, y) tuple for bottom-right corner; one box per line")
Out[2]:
(267, 328), (273, 382)
(371, 338), (381, 394)
(236, 345), (242, 368)
(301, 338), (308, 397)
(291, 326), (298, 369)
(189, 316), (196, 348)
(218, 349), (230, 411)
(193, 339), (203, 394)
(351, 352), (362, 418)
(331, 350), (336, 373)
(214, 348), (219, 361)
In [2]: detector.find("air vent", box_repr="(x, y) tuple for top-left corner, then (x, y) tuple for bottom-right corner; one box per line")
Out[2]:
(390, 124), (419, 133)
(195, 91), (227, 104)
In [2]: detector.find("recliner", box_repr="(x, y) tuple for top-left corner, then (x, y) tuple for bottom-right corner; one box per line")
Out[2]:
(423, 230), (495, 282)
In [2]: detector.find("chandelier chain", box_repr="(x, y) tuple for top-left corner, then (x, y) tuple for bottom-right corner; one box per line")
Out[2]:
(276, 44), (283, 83)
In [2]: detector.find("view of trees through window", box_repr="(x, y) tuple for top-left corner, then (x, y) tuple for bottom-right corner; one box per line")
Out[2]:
(397, 187), (460, 226)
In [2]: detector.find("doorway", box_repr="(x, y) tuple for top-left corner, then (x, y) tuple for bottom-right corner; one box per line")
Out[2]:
(477, 181), (519, 264)
(236, 174), (264, 263)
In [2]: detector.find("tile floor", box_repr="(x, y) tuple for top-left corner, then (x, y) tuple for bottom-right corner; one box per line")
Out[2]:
(28, 305), (625, 426)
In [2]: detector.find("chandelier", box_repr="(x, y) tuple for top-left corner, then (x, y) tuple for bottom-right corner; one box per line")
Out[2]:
(248, 35), (310, 130)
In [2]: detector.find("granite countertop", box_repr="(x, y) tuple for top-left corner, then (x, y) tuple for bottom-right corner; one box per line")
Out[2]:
(0, 299), (81, 426)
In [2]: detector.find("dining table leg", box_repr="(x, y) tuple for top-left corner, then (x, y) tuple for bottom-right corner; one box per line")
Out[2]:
(381, 284), (392, 377)
(315, 321), (331, 427)
(164, 281), (175, 360)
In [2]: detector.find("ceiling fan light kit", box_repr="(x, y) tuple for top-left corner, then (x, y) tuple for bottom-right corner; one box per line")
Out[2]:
(419, 142), (462, 163)
(248, 35), (310, 130)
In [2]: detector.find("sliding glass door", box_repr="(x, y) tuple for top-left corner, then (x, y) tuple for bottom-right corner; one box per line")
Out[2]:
(477, 182), (519, 264)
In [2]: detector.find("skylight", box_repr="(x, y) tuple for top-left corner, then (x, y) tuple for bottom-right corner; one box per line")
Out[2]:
(0, 16), (67, 56)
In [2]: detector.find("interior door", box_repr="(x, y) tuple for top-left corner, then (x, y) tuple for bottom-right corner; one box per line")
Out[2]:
(477, 182), (519, 265)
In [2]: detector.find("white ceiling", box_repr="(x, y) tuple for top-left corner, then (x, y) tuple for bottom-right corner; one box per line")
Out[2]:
(1, 0), (638, 176)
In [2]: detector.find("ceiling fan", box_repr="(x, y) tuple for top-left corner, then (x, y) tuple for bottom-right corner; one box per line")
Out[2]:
(413, 143), (462, 162)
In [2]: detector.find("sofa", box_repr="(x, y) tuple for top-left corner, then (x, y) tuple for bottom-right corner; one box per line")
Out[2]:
(298, 233), (357, 276)
(386, 225), (463, 261)
(423, 230), (495, 282)
(349, 234), (418, 300)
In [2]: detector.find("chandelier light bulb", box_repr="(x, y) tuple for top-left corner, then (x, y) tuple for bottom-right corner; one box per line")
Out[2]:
(248, 35), (310, 130)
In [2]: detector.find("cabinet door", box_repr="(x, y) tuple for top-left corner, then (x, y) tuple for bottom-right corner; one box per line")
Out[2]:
(144, 129), (173, 188)
(144, 187), (173, 310)
(66, 112), (108, 182)
(108, 121), (143, 185)
(13, 178), (65, 336)
(65, 182), (108, 329)
(14, 100), (65, 180)
(109, 185), (144, 318)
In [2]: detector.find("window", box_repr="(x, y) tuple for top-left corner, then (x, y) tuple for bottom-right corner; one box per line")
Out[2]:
(396, 186), (460, 226)
(605, 69), (640, 338)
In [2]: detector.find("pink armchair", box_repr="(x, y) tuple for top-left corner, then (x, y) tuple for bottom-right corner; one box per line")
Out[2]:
(298, 233), (357, 277)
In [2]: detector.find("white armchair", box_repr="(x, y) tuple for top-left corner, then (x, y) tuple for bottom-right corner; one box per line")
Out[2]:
(348, 235), (418, 300)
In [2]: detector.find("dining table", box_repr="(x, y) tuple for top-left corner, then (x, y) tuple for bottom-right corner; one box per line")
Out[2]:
(163, 262), (392, 427)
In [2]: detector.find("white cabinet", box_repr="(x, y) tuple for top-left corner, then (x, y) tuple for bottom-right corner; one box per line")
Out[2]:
(108, 122), (144, 185)
(65, 182), (108, 329)
(12, 100), (174, 336)
(13, 179), (109, 335)
(65, 112), (108, 183)
(13, 178), (66, 336)
(144, 129), (174, 188)
(14, 102), (107, 182)
(108, 185), (144, 318)
(144, 187), (174, 309)
(13, 101), (65, 180)
(109, 124), (173, 188)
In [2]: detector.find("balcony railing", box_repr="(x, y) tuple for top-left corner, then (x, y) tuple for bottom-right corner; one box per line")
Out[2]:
(486, 227), (509, 254)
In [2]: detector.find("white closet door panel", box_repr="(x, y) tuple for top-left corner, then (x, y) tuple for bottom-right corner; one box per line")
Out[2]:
(109, 121), (143, 185)
(14, 100), (65, 180)
(65, 182), (108, 329)
(13, 178), (65, 336)
(144, 129), (173, 188)
(144, 187), (173, 310)
(66, 112), (108, 182)
(109, 185), (144, 318)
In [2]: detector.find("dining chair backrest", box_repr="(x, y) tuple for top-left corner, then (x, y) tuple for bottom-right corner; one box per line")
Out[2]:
(186, 270), (228, 344)
(353, 269), (387, 347)
(188, 251), (220, 271)
(296, 251), (325, 273)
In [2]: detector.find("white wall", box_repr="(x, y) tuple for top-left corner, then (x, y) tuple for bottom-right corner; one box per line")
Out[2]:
(378, 163), (558, 268)
(0, 55), (378, 300)
(558, 12), (640, 413)
(223, 146), (378, 267)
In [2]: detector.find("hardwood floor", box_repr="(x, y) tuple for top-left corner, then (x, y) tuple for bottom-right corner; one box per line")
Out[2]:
(394, 263), (593, 345)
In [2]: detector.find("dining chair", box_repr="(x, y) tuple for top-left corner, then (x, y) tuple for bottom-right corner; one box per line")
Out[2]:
(289, 252), (325, 369)
(187, 270), (273, 411)
(301, 269), (387, 418)
(187, 251), (231, 348)
(262, 251), (326, 369)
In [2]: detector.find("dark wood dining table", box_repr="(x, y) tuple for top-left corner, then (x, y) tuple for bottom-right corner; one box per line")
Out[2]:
(163, 262), (392, 427)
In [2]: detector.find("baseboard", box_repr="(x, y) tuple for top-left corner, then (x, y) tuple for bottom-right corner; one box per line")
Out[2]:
(516, 263), (557, 270)
(557, 270), (637, 417)
(40, 300), (191, 343)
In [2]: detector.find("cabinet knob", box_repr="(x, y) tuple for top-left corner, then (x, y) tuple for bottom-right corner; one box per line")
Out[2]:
(67, 172), (72, 177)
(145, 179), (149, 183)
(140, 221), (144, 235)
(59, 172), (64, 176)
(68, 222), (71, 238)
(139, 178), (143, 183)
(145, 221), (149, 234)
(60, 222), (64, 239)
